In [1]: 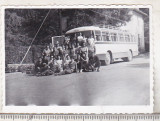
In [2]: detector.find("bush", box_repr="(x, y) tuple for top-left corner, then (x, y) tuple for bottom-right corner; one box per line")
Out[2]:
(5, 45), (44, 64)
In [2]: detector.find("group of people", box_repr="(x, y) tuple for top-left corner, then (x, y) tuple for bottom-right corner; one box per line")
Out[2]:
(34, 33), (101, 76)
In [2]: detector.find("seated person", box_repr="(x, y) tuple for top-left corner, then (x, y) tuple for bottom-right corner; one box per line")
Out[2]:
(60, 60), (72, 75)
(35, 57), (43, 74)
(34, 56), (50, 76)
(58, 56), (76, 75)
(40, 55), (50, 76)
(88, 53), (101, 72)
(69, 57), (77, 73)
(54, 56), (63, 75)
(48, 56), (55, 72)
(65, 55), (71, 65)
(42, 55), (48, 66)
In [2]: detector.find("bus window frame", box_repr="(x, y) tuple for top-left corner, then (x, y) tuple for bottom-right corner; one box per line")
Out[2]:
(110, 33), (118, 42)
(94, 30), (102, 41)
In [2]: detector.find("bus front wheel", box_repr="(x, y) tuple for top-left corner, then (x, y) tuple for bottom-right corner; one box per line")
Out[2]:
(104, 52), (111, 65)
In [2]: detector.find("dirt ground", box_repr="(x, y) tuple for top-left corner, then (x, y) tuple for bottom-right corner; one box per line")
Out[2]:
(5, 53), (150, 106)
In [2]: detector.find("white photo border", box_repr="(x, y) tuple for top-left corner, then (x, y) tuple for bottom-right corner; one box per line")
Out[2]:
(1, 5), (153, 113)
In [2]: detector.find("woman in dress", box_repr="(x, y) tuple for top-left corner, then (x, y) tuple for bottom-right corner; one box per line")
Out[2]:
(78, 41), (88, 72)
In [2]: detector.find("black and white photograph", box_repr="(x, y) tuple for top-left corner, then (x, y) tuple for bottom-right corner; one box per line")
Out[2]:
(3, 6), (152, 113)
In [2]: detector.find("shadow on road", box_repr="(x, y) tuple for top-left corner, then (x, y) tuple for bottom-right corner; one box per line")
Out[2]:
(128, 63), (149, 68)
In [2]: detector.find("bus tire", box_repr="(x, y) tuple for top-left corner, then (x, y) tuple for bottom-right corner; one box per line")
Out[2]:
(104, 52), (111, 65)
(123, 50), (133, 62)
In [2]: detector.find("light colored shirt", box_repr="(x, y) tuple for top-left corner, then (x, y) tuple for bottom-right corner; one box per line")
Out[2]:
(77, 35), (83, 42)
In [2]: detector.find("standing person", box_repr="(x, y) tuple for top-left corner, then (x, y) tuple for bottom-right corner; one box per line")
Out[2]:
(48, 56), (55, 73)
(69, 34), (75, 49)
(88, 53), (101, 72)
(77, 32), (83, 46)
(42, 45), (51, 61)
(73, 34), (78, 47)
(63, 45), (70, 58)
(78, 41), (88, 72)
(64, 36), (70, 47)
(82, 35), (87, 43)
(87, 35), (96, 58)
(69, 44), (76, 58)
(55, 42), (63, 59)
(50, 47), (56, 60)
(80, 41), (88, 60)
(75, 42), (81, 71)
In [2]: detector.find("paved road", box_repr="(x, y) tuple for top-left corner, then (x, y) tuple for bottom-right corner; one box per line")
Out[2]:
(5, 54), (150, 106)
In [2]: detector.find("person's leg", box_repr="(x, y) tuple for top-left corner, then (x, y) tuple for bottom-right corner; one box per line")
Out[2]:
(58, 70), (65, 75)
(77, 62), (81, 72)
(65, 69), (72, 74)
(95, 62), (100, 72)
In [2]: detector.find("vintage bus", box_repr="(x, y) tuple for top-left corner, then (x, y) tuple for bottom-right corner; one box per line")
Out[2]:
(65, 26), (139, 65)
(54, 26), (139, 65)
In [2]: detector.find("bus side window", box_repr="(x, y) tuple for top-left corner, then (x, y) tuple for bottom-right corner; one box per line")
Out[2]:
(106, 33), (111, 41)
(110, 33), (116, 41)
(131, 35), (134, 42)
(114, 33), (118, 41)
(133, 36), (136, 42)
(130, 35), (133, 42)
(127, 35), (130, 42)
(96, 35), (101, 41)
(120, 34), (124, 42)
(102, 31), (106, 41)
(95, 30), (101, 41)
(125, 34), (130, 42)
(102, 35), (106, 41)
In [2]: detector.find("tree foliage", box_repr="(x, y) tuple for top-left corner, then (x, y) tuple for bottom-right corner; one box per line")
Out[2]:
(5, 8), (132, 46)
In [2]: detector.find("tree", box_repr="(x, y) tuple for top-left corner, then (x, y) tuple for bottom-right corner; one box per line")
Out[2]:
(139, 8), (149, 51)
(5, 8), (132, 46)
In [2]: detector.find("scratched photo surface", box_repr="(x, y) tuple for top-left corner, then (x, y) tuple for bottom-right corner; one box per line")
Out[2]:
(5, 8), (150, 106)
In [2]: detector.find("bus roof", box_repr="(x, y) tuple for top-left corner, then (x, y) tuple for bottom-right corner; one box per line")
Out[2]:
(65, 26), (101, 34)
